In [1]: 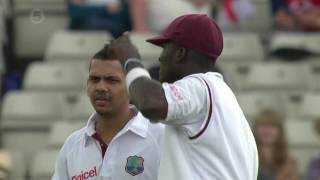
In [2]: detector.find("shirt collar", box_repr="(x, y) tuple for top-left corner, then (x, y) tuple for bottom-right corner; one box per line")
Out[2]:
(124, 112), (149, 139)
(83, 113), (98, 147)
(83, 110), (149, 147)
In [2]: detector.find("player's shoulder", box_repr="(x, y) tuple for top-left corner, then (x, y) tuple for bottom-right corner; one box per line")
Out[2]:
(148, 121), (165, 138)
(147, 122), (165, 148)
(138, 112), (165, 143)
(175, 72), (220, 85)
(188, 72), (223, 81)
(62, 127), (86, 152)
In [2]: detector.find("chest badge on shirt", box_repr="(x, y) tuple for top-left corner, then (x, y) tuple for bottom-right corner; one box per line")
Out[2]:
(125, 155), (144, 176)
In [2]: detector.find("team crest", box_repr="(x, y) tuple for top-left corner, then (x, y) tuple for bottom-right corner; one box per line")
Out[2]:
(125, 155), (144, 176)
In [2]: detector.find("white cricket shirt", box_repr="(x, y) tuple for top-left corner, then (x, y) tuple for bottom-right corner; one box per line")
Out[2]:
(52, 111), (164, 180)
(159, 72), (258, 180)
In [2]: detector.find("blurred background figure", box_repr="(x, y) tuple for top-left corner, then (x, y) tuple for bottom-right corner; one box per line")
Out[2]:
(130, 0), (211, 33)
(272, 0), (320, 31)
(216, 0), (256, 30)
(254, 110), (299, 180)
(67, 0), (132, 37)
(306, 119), (320, 180)
(0, 150), (12, 180)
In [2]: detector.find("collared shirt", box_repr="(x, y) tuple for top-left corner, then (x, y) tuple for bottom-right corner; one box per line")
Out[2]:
(52, 111), (164, 180)
(158, 72), (258, 180)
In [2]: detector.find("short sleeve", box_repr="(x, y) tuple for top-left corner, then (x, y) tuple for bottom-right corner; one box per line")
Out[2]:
(162, 76), (208, 126)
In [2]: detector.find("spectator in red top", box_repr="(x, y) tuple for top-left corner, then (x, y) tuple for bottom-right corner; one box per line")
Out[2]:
(272, 0), (320, 31)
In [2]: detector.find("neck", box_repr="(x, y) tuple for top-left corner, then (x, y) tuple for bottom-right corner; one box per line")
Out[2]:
(179, 63), (214, 78)
(95, 106), (134, 144)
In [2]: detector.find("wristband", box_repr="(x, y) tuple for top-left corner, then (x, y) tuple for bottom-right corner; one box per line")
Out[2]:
(126, 67), (151, 91)
(124, 58), (144, 73)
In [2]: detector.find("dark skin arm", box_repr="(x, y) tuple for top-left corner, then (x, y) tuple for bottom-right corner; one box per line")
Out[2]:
(129, 77), (168, 122)
(109, 35), (168, 122)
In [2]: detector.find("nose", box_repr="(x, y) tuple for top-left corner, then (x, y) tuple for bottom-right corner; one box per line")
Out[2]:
(96, 80), (109, 92)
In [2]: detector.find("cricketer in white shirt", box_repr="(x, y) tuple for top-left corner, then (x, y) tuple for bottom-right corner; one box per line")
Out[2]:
(158, 72), (258, 180)
(109, 14), (258, 180)
(52, 111), (164, 180)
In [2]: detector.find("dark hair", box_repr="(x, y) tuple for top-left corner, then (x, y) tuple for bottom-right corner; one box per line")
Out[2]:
(89, 44), (118, 71)
(92, 44), (117, 60)
(254, 110), (288, 173)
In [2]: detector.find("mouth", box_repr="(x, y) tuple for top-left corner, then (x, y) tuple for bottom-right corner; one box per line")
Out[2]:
(95, 99), (109, 102)
(93, 95), (111, 106)
(94, 99), (111, 108)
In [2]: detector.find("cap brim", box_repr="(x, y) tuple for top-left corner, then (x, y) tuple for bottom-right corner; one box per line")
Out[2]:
(146, 35), (170, 47)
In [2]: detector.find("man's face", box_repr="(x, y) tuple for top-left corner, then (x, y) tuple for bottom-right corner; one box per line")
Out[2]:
(158, 42), (180, 83)
(87, 59), (128, 117)
(256, 124), (281, 146)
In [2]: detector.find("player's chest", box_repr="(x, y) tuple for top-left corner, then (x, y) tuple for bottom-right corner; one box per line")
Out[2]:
(67, 138), (158, 180)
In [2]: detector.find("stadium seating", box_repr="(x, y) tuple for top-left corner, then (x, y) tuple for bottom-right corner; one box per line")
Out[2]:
(59, 92), (94, 120)
(8, 150), (27, 180)
(0, 0), (9, 74)
(0, 91), (63, 166)
(218, 63), (251, 91)
(1, 91), (63, 128)
(30, 149), (60, 180)
(23, 62), (86, 91)
(45, 30), (113, 61)
(47, 121), (85, 149)
(283, 93), (320, 119)
(296, 93), (320, 120)
(129, 32), (162, 68)
(219, 32), (264, 63)
(13, 4), (68, 58)
(3, 1), (320, 177)
(309, 61), (320, 90)
(13, 0), (66, 12)
(1, 128), (51, 172)
(243, 62), (311, 92)
(282, 93), (304, 118)
(236, 92), (284, 123)
(270, 32), (320, 54)
(285, 119), (320, 147)
(239, 0), (272, 32)
(0, 52), (4, 76)
(0, 0), (10, 15)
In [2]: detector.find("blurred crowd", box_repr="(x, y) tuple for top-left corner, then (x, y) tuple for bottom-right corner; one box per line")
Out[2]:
(65, 0), (320, 35)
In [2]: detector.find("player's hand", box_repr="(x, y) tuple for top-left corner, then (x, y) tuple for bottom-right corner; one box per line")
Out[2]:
(109, 34), (141, 66)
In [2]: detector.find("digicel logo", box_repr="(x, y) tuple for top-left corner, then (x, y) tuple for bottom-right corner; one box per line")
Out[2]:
(72, 166), (97, 180)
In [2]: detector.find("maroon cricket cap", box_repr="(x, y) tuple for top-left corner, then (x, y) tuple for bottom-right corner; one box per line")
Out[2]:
(146, 14), (223, 59)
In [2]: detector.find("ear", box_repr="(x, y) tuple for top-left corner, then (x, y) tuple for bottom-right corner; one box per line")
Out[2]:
(176, 46), (188, 62)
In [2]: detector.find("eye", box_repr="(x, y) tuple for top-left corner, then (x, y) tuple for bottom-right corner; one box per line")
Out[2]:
(89, 76), (100, 83)
(107, 78), (120, 83)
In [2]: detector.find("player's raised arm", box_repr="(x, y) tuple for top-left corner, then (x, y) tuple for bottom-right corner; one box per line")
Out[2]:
(109, 34), (209, 124)
(109, 35), (168, 122)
